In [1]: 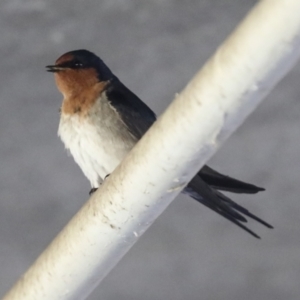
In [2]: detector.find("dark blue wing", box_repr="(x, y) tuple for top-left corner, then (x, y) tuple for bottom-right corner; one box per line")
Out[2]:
(106, 78), (156, 140)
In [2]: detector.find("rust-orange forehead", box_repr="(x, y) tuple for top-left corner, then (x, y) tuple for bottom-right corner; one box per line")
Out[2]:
(55, 67), (99, 83)
(55, 53), (74, 65)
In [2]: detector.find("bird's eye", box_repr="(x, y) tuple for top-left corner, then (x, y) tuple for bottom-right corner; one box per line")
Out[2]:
(72, 60), (83, 68)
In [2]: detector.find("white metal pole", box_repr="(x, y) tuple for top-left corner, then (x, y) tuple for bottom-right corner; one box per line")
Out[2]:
(4, 0), (300, 299)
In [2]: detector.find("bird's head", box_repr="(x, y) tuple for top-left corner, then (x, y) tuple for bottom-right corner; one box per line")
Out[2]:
(46, 49), (114, 99)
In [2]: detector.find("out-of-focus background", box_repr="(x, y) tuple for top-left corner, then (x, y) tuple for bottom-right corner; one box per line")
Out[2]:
(0, 0), (299, 299)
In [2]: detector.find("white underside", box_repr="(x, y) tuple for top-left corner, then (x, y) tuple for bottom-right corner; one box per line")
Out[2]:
(58, 96), (137, 188)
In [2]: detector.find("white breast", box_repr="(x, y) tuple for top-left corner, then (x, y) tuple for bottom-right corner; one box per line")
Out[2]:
(58, 96), (137, 188)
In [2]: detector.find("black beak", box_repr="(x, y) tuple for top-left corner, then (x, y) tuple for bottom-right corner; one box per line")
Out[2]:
(46, 65), (63, 73)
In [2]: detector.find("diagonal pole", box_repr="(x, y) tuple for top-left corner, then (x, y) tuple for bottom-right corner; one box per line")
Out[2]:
(4, 0), (300, 299)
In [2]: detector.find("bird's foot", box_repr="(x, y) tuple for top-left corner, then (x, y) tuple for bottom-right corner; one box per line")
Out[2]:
(89, 188), (98, 195)
(89, 175), (110, 195)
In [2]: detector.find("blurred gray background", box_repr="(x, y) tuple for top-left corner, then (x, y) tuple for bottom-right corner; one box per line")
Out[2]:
(0, 0), (299, 299)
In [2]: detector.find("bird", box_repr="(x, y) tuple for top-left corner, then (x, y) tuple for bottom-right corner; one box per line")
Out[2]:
(46, 49), (273, 238)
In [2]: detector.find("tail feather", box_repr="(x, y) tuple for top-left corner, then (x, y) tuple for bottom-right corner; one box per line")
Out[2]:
(199, 165), (265, 194)
(215, 190), (273, 228)
(201, 198), (262, 239)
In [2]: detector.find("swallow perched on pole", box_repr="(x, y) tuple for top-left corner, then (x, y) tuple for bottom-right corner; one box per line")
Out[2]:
(46, 49), (273, 238)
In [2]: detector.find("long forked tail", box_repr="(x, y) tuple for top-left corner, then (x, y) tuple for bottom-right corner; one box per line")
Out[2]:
(185, 175), (273, 239)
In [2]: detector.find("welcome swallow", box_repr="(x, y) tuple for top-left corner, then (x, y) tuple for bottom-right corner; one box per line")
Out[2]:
(46, 49), (273, 238)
